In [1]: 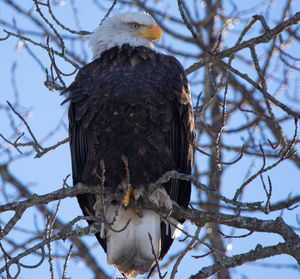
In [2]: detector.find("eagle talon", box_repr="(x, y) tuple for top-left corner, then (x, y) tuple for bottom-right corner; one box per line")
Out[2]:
(132, 188), (140, 200)
(123, 189), (131, 207)
(123, 188), (143, 216)
(135, 208), (143, 217)
(123, 188), (142, 207)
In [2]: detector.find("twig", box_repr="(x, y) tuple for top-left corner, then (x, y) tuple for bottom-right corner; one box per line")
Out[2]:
(170, 227), (201, 279)
(148, 233), (165, 279)
(190, 242), (300, 279)
(62, 244), (73, 279)
(100, 0), (118, 25)
(3, 30), (80, 69)
(46, 0), (90, 35)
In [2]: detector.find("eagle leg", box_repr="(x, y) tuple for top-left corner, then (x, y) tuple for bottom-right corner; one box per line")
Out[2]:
(122, 188), (139, 206)
(132, 188), (143, 215)
(123, 189), (131, 207)
(123, 188), (143, 216)
(132, 188), (139, 199)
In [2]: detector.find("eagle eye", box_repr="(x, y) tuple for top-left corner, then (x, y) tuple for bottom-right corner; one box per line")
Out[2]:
(129, 22), (140, 29)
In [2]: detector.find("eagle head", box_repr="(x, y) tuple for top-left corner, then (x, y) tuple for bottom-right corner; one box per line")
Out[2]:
(90, 12), (162, 59)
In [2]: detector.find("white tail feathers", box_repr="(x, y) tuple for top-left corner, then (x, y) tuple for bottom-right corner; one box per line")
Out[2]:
(105, 206), (161, 278)
(103, 188), (182, 277)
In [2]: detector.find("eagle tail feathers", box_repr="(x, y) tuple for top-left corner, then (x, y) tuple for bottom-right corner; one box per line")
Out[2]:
(103, 188), (182, 277)
(105, 206), (161, 277)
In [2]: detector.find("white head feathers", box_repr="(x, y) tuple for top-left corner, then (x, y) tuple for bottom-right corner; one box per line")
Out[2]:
(90, 12), (159, 59)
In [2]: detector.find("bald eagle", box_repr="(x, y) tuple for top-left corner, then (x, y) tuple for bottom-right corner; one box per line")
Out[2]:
(67, 12), (195, 278)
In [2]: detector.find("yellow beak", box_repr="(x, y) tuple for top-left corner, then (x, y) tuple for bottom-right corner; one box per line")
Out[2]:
(138, 25), (162, 42)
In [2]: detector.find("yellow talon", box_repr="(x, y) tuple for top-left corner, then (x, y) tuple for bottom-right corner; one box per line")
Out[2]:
(123, 188), (141, 211)
(123, 189), (131, 207)
(132, 189), (139, 200)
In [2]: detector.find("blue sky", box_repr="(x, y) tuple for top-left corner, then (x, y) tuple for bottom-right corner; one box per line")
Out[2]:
(1, 1), (300, 278)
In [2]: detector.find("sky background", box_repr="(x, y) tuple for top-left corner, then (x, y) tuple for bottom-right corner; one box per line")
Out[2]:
(0, 0), (300, 278)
